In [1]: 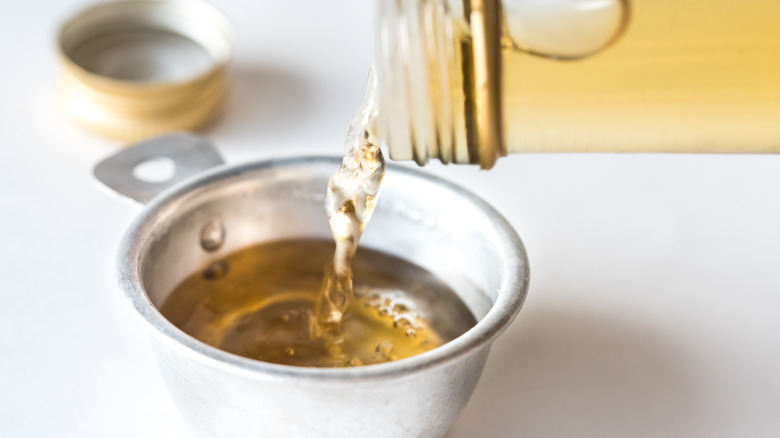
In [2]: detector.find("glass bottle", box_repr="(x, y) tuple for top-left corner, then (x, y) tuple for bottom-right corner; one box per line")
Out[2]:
(374, 0), (780, 168)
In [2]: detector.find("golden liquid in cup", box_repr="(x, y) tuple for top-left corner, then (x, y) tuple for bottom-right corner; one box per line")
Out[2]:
(161, 239), (476, 367)
(161, 75), (439, 368)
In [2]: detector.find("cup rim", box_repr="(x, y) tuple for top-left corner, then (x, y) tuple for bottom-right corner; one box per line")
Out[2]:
(117, 156), (530, 382)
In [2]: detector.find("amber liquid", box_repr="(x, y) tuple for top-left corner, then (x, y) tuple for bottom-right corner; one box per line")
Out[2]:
(160, 75), (427, 368)
(315, 71), (385, 333)
(160, 239), (476, 367)
(502, 0), (780, 153)
(427, 0), (780, 159)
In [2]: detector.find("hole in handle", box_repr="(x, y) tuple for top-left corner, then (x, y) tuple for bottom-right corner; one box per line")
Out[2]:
(132, 156), (177, 183)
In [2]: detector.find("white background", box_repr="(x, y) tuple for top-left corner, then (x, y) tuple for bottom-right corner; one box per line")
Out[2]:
(2, 0), (780, 437)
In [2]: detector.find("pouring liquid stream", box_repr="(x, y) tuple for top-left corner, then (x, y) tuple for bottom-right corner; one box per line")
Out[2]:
(314, 71), (386, 336)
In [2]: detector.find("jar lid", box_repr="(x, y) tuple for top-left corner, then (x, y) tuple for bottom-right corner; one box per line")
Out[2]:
(57, 0), (234, 140)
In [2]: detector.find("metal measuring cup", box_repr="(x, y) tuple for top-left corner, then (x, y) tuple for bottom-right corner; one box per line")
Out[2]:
(95, 133), (529, 437)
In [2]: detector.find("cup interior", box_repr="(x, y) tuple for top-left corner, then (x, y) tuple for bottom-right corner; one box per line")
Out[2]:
(126, 157), (528, 371)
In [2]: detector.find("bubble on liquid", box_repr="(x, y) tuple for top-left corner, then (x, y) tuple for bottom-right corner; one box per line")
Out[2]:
(364, 294), (381, 308)
(375, 342), (394, 359)
(285, 348), (295, 356)
(392, 303), (409, 313)
(405, 328), (417, 338)
(393, 314), (414, 328)
(377, 306), (391, 317)
(347, 357), (364, 367)
(281, 313), (290, 322)
(203, 260), (229, 280)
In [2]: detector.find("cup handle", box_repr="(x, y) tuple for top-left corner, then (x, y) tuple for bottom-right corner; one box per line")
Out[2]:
(93, 132), (225, 205)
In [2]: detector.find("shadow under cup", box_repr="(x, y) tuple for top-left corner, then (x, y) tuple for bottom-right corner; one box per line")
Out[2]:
(119, 157), (529, 438)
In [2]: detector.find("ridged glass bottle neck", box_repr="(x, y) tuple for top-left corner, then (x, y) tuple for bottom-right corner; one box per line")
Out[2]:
(374, 0), (469, 165)
(374, 0), (630, 167)
(375, 0), (506, 168)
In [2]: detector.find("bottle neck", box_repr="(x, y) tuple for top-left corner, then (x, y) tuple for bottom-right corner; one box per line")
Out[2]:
(374, 0), (505, 169)
(374, 0), (630, 167)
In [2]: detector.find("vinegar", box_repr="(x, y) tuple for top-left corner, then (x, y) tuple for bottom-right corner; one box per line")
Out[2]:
(503, 0), (780, 153)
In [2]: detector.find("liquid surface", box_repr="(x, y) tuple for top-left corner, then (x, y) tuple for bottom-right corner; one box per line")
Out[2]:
(161, 239), (476, 367)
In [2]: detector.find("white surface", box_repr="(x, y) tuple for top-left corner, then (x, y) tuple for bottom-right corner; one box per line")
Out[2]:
(2, 1), (780, 437)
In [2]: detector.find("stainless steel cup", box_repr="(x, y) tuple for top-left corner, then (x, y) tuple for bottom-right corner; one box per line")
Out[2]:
(96, 133), (530, 438)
